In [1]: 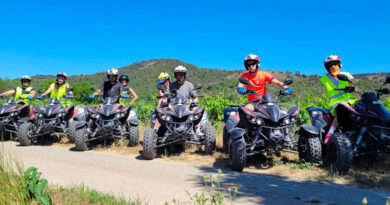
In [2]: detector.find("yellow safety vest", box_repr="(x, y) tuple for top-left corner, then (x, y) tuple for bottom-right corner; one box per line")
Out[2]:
(49, 83), (71, 106)
(14, 86), (33, 104)
(320, 72), (357, 115)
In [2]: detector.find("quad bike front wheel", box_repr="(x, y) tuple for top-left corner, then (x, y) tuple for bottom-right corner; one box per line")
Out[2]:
(74, 125), (88, 151)
(143, 128), (157, 160)
(325, 132), (353, 174)
(228, 137), (246, 171)
(203, 124), (216, 154)
(18, 122), (33, 146)
(298, 132), (322, 163)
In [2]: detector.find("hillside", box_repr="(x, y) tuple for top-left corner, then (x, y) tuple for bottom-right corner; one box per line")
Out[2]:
(1, 58), (390, 102)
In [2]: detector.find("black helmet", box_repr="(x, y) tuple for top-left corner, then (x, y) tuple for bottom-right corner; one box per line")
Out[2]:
(119, 74), (129, 82)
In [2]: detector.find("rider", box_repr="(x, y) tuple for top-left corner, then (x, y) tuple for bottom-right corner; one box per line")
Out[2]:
(118, 74), (139, 127)
(40, 72), (74, 104)
(237, 54), (292, 111)
(118, 74), (138, 106)
(89, 68), (125, 105)
(157, 72), (171, 107)
(152, 72), (171, 129)
(0, 75), (36, 104)
(320, 55), (360, 144)
(0, 75), (36, 116)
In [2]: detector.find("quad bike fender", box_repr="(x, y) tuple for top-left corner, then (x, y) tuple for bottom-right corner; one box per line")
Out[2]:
(299, 124), (320, 136)
(129, 108), (138, 126)
(17, 117), (33, 124)
(74, 121), (88, 129)
(229, 128), (245, 140)
(200, 111), (209, 129)
(225, 116), (239, 132)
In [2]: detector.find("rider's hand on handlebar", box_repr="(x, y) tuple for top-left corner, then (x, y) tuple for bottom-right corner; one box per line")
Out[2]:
(88, 94), (94, 99)
(121, 93), (130, 99)
(37, 95), (43, 99)
(27, 96), (33, 100)
(237, 87), (246, 95)
(190, 102), (198, 108)
(68, 94), (74, 99)
(284, 88), (293, 95)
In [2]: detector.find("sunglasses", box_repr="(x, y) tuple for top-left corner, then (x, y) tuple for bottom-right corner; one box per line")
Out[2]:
(120, 80), (129, 83)
(246, 62), (257, 67)
(108, 74), (116, 78)
(21, 80), (30, 83)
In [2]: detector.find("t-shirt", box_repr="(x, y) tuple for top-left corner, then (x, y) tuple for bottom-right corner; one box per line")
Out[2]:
(168, 81), (197, 103)
(241, 70), (274, 101)
(98, 81), (124, 99)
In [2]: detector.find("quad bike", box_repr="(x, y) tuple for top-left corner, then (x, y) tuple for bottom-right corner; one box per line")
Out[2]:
(142, 84), (216, 160)
(69, 92), (139, 151)
(0, 95), (32, 140)
(223, 78), (300, 171)
(17, 93), (75, 146)
(297, 74), (390, 174)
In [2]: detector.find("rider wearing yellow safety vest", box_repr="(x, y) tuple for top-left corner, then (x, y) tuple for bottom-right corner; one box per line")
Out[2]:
(321, 55), (360, 144)
(0, 75), (36, 118)
(0, 75), (36, 104)
(41, 73), (73, 106)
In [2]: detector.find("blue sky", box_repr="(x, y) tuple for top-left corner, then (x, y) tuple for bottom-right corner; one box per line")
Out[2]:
(0, 0), (389, 79)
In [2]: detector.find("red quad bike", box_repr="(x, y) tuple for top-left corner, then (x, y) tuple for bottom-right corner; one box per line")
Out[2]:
(0, 95), (34, 140)
(69, 88), (139, 151)
(17, 91), (75, 146)
(143, 84), (216, 160)
(298, 74), (390, 174)
(223, 78), (300, 171)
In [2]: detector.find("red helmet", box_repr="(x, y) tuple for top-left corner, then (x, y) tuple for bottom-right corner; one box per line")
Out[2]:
(324, 55), (342, 71)
(56, 72), (68, 80)
(244, 54), (260, 70)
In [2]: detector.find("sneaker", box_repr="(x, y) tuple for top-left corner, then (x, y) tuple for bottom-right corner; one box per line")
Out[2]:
(196, 129), (204, 137)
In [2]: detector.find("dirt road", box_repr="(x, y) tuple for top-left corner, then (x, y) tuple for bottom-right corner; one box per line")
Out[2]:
(2, 141), (389, 205)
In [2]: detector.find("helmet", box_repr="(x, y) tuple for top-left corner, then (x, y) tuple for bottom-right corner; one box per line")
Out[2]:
(173, 65), (187, 74)
(119, 74), (129, 82)
(324, 55), (342, 71)
(21, 75), (32, 82)
(244, 54), (260, 70)
(158, 72), (170, 81)
(56, 72), (68, 80)
(107, 68), (119, 78)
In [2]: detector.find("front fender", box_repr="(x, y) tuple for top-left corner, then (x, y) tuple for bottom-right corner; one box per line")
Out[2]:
(298, 124), (320, 136)
(129, 108), (138, 126)
(229, 128), (245, 139)
(17, 117), (33, 124)
(73, 121), (88, 129)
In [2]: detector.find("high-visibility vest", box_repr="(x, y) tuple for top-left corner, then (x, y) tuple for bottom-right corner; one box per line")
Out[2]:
(14, 86), (33, 104)
(49, 83), (71, 106)
(320, 72), (357, 112)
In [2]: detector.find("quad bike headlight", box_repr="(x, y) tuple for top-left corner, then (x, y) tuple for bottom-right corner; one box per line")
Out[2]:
(115, 113), (121, 119)
(255, 118), (263, 125)
(38, 113), (43, 118)
(11, 112), (19, 116)
(165, 115), (171, 121)
(188, 115), (194, 121)
(291, 117), (296, 122)
(283, 117), (291, 125)
(249, 117), (256, 124)
(57, 113), (63, 117)
(95, 114), (101, 119)
(194, 114), (200, 120)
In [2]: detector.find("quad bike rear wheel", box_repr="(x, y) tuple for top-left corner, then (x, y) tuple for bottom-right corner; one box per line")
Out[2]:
(298, 132), (322, 163)
(222, 126), (229, 153)
(203, 124), (216, 154)
(128, 125), (139, 146)
(18, 122), (33, 146)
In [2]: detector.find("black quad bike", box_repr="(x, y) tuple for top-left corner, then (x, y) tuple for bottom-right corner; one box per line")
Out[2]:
(298, 74), (390, 174)
(17, 94), (75, 146)
(69, 94), (139, 151)
(143, 84), (216, 160)
(0, 96), (32, 140)
(223, 78), (300, 171)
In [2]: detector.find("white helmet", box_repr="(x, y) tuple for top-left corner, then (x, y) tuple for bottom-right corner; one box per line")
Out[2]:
(21, 75), (32, 82)
(173, 65), (187, 74)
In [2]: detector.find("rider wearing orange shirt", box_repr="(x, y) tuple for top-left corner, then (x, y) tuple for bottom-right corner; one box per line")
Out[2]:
(238, 54), (292, 111)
